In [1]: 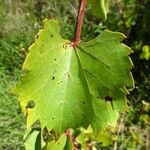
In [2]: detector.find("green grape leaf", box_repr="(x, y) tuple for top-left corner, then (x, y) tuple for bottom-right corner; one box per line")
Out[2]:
(88, 0), (109, 21)
(13, 19), (134, 135)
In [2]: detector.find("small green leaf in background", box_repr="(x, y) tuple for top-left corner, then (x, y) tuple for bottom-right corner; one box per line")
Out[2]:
(76, 126), (116, 149)
(64, 133), (73, 150)
(13, 19), (134, 137)
(24, 128), (44, 150)
(97, 130), (117, 147)
(88, 0), (109, 21)
(140, 45), (150, 60)
(42, 134), (67, 150)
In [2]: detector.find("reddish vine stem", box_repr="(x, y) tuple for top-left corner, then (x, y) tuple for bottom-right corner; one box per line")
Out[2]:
(73, 0), (87, 45)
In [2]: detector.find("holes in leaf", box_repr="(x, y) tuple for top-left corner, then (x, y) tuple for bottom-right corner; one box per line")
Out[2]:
(104, 96), (113, 102)
(54, 58), (56, 61)
(82, 102), (85, 105)
(36, 35), (39, 39)
(97, 96), (100, 99)
(52, 117), (54, 120)
(63, 45), (67, 49)
(26, 100), (35, 109)
(52, 76), (55, 80)
(51, 34), (53, 37)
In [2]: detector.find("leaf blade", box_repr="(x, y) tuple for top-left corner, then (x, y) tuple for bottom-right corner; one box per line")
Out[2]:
(13, 19), (134, 135)
(88, 0), (110, 21)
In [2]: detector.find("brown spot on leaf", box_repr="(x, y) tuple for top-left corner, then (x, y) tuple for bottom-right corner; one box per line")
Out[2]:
(26, 100), (35, 109)
(52, 76), (55, 80)
(105, 96), (113, 102)
(65, 45), (67, 49)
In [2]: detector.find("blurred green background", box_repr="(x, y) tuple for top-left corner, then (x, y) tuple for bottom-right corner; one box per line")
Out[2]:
(0, 0), (149, 149)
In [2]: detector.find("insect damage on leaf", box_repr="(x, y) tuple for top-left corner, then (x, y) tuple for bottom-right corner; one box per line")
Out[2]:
(52, 76), (55, 80)
(26, 100), (36, 109)
(105, 96), (113, 102)
(13, 19), (134, 135)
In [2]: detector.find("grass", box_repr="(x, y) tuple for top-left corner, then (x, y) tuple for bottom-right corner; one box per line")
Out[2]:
(0, 68), (25, 149)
